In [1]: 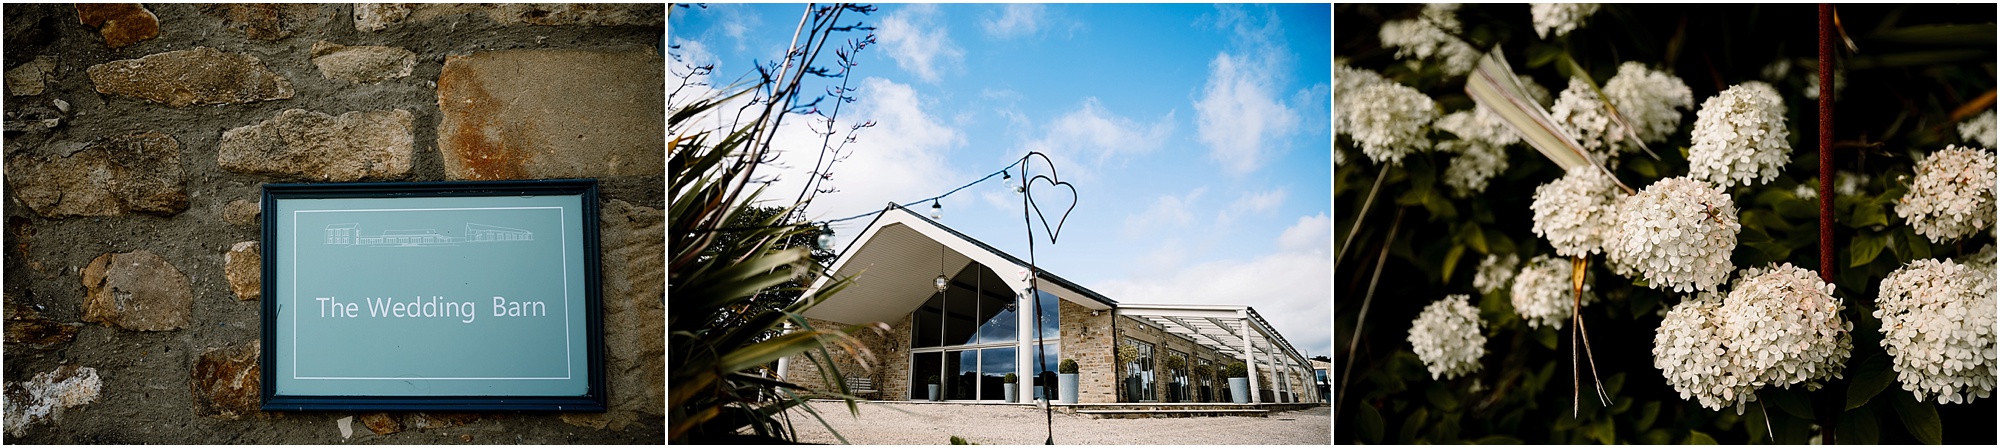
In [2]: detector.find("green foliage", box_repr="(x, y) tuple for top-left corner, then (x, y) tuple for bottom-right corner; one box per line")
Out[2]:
(1337, 3), (1996, 445)
(1058, 358), (1079, 374)
(949, 435), (978, 445)
(1224, 362), (1248, 379)
(1003, 372), (1017, 383)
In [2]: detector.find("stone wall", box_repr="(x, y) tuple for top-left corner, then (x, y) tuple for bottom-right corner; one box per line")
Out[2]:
(783, 315), (911, 401)
(1112, 315), (1236, 403)
(2, 4), (662, 443)
(1057, 299), (1115, 403)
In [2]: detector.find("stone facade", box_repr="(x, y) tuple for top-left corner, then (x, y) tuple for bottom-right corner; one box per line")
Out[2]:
(1058, 298), (1116, 403)
(784, 315), (912, 402)
(2, 3), (662, 443)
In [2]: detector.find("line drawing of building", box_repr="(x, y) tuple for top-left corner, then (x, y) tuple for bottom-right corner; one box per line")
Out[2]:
(323, 223), (533, 247)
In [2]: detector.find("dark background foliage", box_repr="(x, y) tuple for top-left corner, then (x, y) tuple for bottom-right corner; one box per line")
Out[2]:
(1336, 4), (1996, 444)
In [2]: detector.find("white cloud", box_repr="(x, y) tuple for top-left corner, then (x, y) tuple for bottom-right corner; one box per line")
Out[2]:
(761, 77), (967, 248)
(1122, 188), (1205, 237)
(1194, 5), (1315, 175)
(1216, 188), (1288, 229)
(982, 4), (1045, 39)
(1021, 98), (1176, 176)
(878, 4), (964, 83)
(1095, 212), (1334, 358)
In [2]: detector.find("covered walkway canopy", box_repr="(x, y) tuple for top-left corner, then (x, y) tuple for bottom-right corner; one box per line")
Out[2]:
(1115, 304), (1321, 404)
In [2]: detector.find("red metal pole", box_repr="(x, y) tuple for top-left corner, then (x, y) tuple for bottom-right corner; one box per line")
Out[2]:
(1819, 4), (1834, 284)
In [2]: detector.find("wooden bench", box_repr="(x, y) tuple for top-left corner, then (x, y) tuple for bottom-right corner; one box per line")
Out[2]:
(845, 377), (879, 399)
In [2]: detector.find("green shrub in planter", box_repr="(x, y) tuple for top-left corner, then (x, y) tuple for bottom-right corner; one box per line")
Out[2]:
(1059, 358), (1079, 374)
(1003, 373), (1017, 383)
(1163, 355), (1187, 371)
(1224, 362), (1247, 378)
(927, 374), (940, 384)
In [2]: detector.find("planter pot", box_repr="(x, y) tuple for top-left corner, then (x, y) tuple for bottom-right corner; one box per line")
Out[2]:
(1004, 383), (1017, 402)
(1058, 373), (1079, 404)
(1034, 385), (1045, 401)
(1228, 377), (1250, 404)
(928, 384), (940, 401)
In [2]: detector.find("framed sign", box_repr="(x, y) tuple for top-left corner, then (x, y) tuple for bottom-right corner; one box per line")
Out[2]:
(260, 180), (605, 411)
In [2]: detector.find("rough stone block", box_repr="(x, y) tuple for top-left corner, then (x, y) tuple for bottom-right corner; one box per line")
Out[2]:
(4, 300), (80, 348)
(6, 56), (56, 96)
(218, 109), (414, 181)
(2, 364), (101, 437)
(355, 3), (661, 31)
(359, 412), (400, 435)
(223, 199), (262, 226)
(191, 341), (260, 420)
(437, 48), (663, 180)
(80, 250), (193, 332)
(75, 4), (158, 49)
(309, 41), (415, 83)
(563, 199), (663, 430)
(86, 47), (293, 107)
(5, 131), (188, 218)
(199, 4), (323, 40)
(224, 241), (260, 301)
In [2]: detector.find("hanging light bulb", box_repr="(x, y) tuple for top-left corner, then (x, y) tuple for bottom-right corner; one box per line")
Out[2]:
(1014, 184), (1025, 195)
(813, 225), (835, 251)
(930, 199), (942, 220)
(934, 274), (948, 292)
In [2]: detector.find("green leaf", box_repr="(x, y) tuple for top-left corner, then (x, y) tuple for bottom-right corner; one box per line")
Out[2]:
(1836, 405), (1880, 445)
(1485, 229), (1517, 256)
(1851, 232), (1888, 267)
(1462, 223), (1490, 254)
(1590, 419), (1616, 444)
(1474, 435), (1523, 445)
(1423, 190), (1459, 220)
(1846, 353), (1895, 410)
(1640, 429), (1673, 445)
(1890, 391), (1942, 445)
(1535, 325), (1559, 350)
(1526, 43), (1561, 68)
(1763, 387), (1815, 420)
(1635, 401), (1662, 430)
(1426, 382), (1460, 411)
(1685, 429), (1718, 444)
(1627, 154), (1659, 178)
(1443, 245), (1468, 283)
(1399, 408), (1430, 444)
(1851, 202), (1889, 228)
(1356, 402), (1385, 443)
(1901, 227), (1933, 261)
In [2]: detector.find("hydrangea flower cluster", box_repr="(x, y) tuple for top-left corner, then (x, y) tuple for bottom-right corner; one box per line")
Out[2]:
(1334, 62), (1389, 137)
(1605, 177), (1740, 293)
(1875, 259), (1998, 405)
(1654, 264), (1853, 413)
(1961, 109), (1997, 149)
(1602, 62), (1694, 144)
(1378, 4), (1481, 76)
(1530, 166), (1620, 256)
(1549, 78), (1624, 164)
(1474, 253), (1520, 294)
(1437, 107), (1518, 197)
(1530, 3), (1600, 39)
(1510, 255), (1597, 329)
(1963, 244), (1997, 273)
(1343, 82), (1437, 166)
(1408, 294), (1488, 380)
(1688, 82), (1792, 187)
(1895, 145), (1997, 242)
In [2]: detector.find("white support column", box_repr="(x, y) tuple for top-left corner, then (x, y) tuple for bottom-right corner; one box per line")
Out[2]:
(1017, 289), (1033, 404)
(1241, 317), (1261, 404)
(776, 321), (794, 381)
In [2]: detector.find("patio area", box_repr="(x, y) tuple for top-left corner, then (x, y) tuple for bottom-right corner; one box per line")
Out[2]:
(776, 401), (1331, 445)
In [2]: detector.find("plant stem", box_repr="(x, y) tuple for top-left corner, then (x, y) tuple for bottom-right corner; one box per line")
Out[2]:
(1336, 168), (1391, 269)
(1336, 207), (1406, 421)
(1819, 4), (1838, 443)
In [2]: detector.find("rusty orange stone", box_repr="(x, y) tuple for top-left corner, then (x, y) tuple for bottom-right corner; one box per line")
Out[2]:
(75, 4), (159, 49)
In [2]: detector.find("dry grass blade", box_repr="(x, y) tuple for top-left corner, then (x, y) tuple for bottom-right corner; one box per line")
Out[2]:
(1570, 256), (1611, 416)
(1467, 49), (1634, 194)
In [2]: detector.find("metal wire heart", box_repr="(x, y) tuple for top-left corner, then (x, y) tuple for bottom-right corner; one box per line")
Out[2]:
(1025, 174), (1077, 244)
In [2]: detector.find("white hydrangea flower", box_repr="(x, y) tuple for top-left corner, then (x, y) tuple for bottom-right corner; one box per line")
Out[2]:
(1344, 82), (1437, 166)
(1960, 244), (1997, 274)
(1875, 259), (1998, 405)
(1379, 4), (1481, 76)
(1896, 145), (1997, 242)
(1509, 254), (1597, 329)
(1530, 3), (1600, 39)
(1549, 77), (1624, 164)
(1688, 82), (1792, 187)
(1961, 109), (1997, 149)
(1474, 253), (1520, 294)
(1531, 166), (1620, 256)
(1438, 107), (1518, 197)
(1408, 294), (1488, 380)
(1794, 182), (1819, 201)
(1656, 264), (1853, 414)
(1602, 62), (1694, 144)
(1605, 177), (1741, 293)
(1334, 62), (1390, 137)
(1837, 171), (1869, 197)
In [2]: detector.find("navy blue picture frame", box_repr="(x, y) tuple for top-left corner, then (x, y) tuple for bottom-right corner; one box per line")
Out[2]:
(259, 179), (607, 412)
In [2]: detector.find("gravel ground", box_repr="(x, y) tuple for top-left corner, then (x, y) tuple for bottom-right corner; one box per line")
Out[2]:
(779, 401), (1331, 445)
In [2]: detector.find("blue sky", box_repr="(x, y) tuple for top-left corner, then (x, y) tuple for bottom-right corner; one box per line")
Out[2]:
(672, 4), (1332, 358)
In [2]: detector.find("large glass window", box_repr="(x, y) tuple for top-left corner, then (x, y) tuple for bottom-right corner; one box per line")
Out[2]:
(1167, 350), (1190, 403)
(1026, 290), (1059, 340)
(975, 293), (1016, 344)
(912, 293), (944, 348)
(947, 350), (976, 400)
(911, 352), (942, 400)
(979, 347), (1016, 400)
(1031, 343), (1059, 400)
(1124, 339), (1155, 402)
